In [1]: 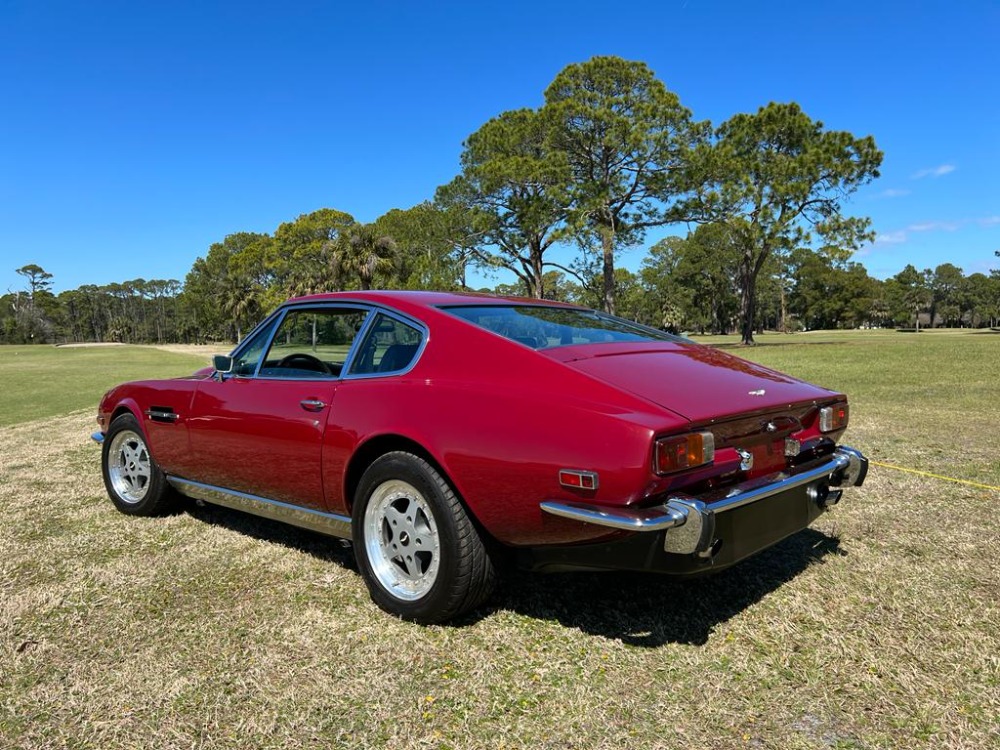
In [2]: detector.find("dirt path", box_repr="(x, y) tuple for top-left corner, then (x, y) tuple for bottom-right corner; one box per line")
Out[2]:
(144, 343), (226, 358)
(55, 342), (226, 358)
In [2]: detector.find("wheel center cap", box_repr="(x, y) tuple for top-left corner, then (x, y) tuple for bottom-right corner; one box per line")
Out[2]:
(399, 531), (410, 546)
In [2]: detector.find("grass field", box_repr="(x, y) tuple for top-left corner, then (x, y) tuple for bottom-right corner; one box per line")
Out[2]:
(1, 333), (998, 749)
(0, 345), (212, 426)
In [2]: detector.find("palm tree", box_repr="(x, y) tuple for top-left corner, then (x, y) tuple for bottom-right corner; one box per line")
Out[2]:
(221, 276), (262, 342)
(287, 260), (334, 298)
(331, 224), (398, 290)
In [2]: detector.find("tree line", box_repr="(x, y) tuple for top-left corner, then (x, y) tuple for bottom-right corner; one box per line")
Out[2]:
(3, 57), (999, 346)
(5, 234), (999, 348)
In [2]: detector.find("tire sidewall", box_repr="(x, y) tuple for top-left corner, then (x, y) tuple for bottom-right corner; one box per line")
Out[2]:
(101, 413), (171, 516)
(352, 452), (464, 622)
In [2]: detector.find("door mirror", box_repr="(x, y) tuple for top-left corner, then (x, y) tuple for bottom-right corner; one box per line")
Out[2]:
(212, 355), (234, 376)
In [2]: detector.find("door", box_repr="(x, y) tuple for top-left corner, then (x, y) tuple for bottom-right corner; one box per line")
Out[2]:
(186, 305), (370, 510)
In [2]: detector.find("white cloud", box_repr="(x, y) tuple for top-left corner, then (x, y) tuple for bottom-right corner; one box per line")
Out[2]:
(875, 231), (907, 244)
(908, 221), (960, 232)
(873, 219), (965, 246)
(978, 216), (1000, 227)
(912, 164), (956, 179)
(880, 188), (910, 198)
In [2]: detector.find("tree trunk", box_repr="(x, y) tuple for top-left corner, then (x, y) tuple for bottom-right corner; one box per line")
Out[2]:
(739, 250), (756, 345)
(531, 242), (544, 299)
(779, 283), (788, 333)
(601, 225), (615, 315)
(737, 234), (772, 345)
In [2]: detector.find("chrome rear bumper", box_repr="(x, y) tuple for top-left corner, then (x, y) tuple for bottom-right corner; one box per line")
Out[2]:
(540, 445), (867, 556)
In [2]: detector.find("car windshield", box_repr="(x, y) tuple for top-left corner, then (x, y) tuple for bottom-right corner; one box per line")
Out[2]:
(442, 305), (687, 349)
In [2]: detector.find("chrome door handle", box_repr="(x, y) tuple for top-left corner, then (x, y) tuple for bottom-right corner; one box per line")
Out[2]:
(300, 399), (327, 412)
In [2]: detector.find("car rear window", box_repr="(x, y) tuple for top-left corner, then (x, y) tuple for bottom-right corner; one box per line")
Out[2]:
(442, 305), (685, 349)
(349, 313), (423, 375)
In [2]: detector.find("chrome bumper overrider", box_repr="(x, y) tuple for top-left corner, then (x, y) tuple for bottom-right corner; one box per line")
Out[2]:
(540, 445), (868, 556)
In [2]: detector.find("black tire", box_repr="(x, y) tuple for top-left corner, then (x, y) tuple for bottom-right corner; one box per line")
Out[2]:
(101, 413), (178, 516)
(352, 451), (497, 623)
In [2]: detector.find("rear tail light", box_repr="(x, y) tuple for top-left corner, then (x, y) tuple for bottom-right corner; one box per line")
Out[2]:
(655, 432), (715, 475)
(819, 403), (849, 433)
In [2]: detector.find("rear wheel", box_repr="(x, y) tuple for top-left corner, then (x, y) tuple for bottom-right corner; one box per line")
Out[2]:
(352, 451), (496, 623)
(101, 414), (178, 516)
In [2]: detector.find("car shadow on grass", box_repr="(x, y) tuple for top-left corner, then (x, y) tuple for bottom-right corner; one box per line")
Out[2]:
(484, 529), (844, 646)
(183, 499), (357, 570)
(181, 499), (842, 646)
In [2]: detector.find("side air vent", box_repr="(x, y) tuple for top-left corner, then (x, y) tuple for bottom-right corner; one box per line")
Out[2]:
(145, 407), (179, 424)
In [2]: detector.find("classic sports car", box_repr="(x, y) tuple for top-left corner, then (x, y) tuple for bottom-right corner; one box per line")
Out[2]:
(94, 291), (867, 623)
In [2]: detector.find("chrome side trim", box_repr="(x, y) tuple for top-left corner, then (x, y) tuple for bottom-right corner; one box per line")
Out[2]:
(540, 499), (688, 532)
(167, 477), (352, 539)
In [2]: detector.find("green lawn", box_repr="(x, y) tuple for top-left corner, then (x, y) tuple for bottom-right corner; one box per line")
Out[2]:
(1, 333), (998, 749)
(697, 329), (1000, 488)
(0, 345), (209, 426)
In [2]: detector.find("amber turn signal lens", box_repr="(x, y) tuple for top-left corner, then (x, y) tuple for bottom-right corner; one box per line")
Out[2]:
(654, 432), (715, 475)
(819, 403), (849, 433)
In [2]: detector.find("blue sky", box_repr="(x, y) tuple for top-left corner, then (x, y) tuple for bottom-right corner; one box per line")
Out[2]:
(1, 0), (997, 295)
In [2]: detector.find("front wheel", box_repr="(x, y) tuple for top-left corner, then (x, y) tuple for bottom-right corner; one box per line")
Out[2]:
(352, 452), (496, 623)
(101, 413), (178, 516)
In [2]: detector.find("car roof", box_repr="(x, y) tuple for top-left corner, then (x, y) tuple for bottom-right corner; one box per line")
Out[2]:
(285, 289), (584, 309)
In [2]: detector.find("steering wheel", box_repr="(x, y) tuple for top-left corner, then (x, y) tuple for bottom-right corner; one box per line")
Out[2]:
(277, 353), (334, 375)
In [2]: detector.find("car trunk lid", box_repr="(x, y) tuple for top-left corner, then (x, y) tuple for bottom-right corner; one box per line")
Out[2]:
(542, 342), (840, 423)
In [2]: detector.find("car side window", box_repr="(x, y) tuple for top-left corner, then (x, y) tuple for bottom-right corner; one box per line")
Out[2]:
(258, 307), (369, 379)
(231, 315), (281, 376)
(349, 313), (423, 376)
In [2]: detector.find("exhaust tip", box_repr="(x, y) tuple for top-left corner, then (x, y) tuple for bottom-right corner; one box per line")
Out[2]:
(696, 537), (723, 560)
(808, 482), (842, 509)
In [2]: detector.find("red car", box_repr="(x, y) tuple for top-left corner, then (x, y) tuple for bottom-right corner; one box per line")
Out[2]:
(94, 291), (867, 623)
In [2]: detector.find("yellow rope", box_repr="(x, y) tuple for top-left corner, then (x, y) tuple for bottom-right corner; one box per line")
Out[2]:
(870, 460), (1000, 492)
